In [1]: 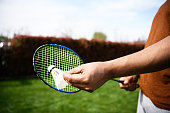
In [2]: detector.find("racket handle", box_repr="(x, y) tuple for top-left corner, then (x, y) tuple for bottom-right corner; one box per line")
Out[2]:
(112, 79), (140, 88)
(112, 79), (124, 85)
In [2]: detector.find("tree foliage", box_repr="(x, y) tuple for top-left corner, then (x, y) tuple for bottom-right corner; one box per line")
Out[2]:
(93, 32), (107, 41)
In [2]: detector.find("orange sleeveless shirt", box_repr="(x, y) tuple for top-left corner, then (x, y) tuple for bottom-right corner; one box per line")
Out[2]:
(140, 0), (170, 110)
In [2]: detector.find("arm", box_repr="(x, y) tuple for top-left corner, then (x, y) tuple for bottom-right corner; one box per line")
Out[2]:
(64, 36), (170, 92)
(106, 35), (170, 78)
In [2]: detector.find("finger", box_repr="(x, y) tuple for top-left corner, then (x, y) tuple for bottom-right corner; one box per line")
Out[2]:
(70, 83), (86, 89)
(120, 84), (129, 89)
(63, 73), (81, 83)
(124, 80), (129, 85)
(132, 75), (139, 83)
(119, 82), (127, 88)
(115, 79), (124, 85)
(119, 83), (123, 88)
(63, 72), (87, 84)
(69, 66), (83, 74)
(70, 83), (93, 93)
(84, 88), (93, 93)
(124, 85), (130, 91)
(128, 84), (136, 91)
(120, 77), (130, 85)
(118, 77), (126, 85)
(119, 77), (125, 81)
(126, 83), (139, 91)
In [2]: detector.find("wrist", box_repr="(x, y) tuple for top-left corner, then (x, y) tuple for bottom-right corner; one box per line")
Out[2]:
(104, 57), (128, 78)
(103, 60), (120, 79)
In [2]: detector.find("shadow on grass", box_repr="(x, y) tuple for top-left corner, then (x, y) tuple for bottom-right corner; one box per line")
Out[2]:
(0, 76), (38, 86)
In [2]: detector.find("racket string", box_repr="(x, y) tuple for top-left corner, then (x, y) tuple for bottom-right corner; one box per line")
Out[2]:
(34, 45), (83, 92)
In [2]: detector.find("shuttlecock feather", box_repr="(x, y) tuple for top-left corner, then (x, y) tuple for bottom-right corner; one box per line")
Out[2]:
(48, 65), (68, 89)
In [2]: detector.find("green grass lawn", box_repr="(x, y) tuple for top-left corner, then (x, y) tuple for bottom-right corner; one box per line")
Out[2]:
(0, 78), (139, 113)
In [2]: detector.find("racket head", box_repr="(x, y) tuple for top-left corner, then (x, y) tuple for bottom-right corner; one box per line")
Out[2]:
(33, 44), (84, 93)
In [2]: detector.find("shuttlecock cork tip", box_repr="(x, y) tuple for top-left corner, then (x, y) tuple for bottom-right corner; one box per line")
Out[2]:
(48, 65), (56, 72)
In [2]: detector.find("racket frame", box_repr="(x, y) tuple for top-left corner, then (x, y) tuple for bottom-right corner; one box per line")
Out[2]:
(33, 44), (84, 93)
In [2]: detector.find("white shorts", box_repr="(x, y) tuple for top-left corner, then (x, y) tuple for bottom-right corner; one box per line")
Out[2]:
(137, 90), (170, 113)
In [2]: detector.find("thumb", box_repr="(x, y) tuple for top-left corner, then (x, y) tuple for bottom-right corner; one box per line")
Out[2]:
(123, 80), (129, 85)
(63, 71), (70, 82)
(69, 66), (83, 74)
(119, 77), (129, 85)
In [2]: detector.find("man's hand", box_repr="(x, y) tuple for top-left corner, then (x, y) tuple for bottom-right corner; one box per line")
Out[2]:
(63, 62), (112, 93)
(64, 36), (170, 93)
(119, 75), (139, 91)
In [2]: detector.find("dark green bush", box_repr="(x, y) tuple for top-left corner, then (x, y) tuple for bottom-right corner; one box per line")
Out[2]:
(2, 35), (144, 78)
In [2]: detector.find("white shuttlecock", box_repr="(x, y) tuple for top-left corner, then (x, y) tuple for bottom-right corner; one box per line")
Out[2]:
(48, 65), (68, 89)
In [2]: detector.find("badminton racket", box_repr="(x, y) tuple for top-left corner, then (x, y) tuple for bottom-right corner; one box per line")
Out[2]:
(33, 44), (125, 93)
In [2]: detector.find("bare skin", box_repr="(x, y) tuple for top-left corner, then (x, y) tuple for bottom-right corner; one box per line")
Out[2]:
(64, 36), (170, 92)
(119, 75), (139, 91)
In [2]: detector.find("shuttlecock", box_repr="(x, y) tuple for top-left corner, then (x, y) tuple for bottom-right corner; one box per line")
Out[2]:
(48, 65), (68, 89)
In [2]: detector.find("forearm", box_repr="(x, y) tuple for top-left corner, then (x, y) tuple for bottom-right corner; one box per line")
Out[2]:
(105, 36), (170, 78)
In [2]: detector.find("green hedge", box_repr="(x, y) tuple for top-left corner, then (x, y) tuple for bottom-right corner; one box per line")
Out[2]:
(2, 35), (144, 78)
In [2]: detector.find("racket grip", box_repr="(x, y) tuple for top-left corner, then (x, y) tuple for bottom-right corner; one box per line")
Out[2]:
(113, 79), (140, 88)
(136, 84), (140, 88)
(112, 79), (124, 85)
